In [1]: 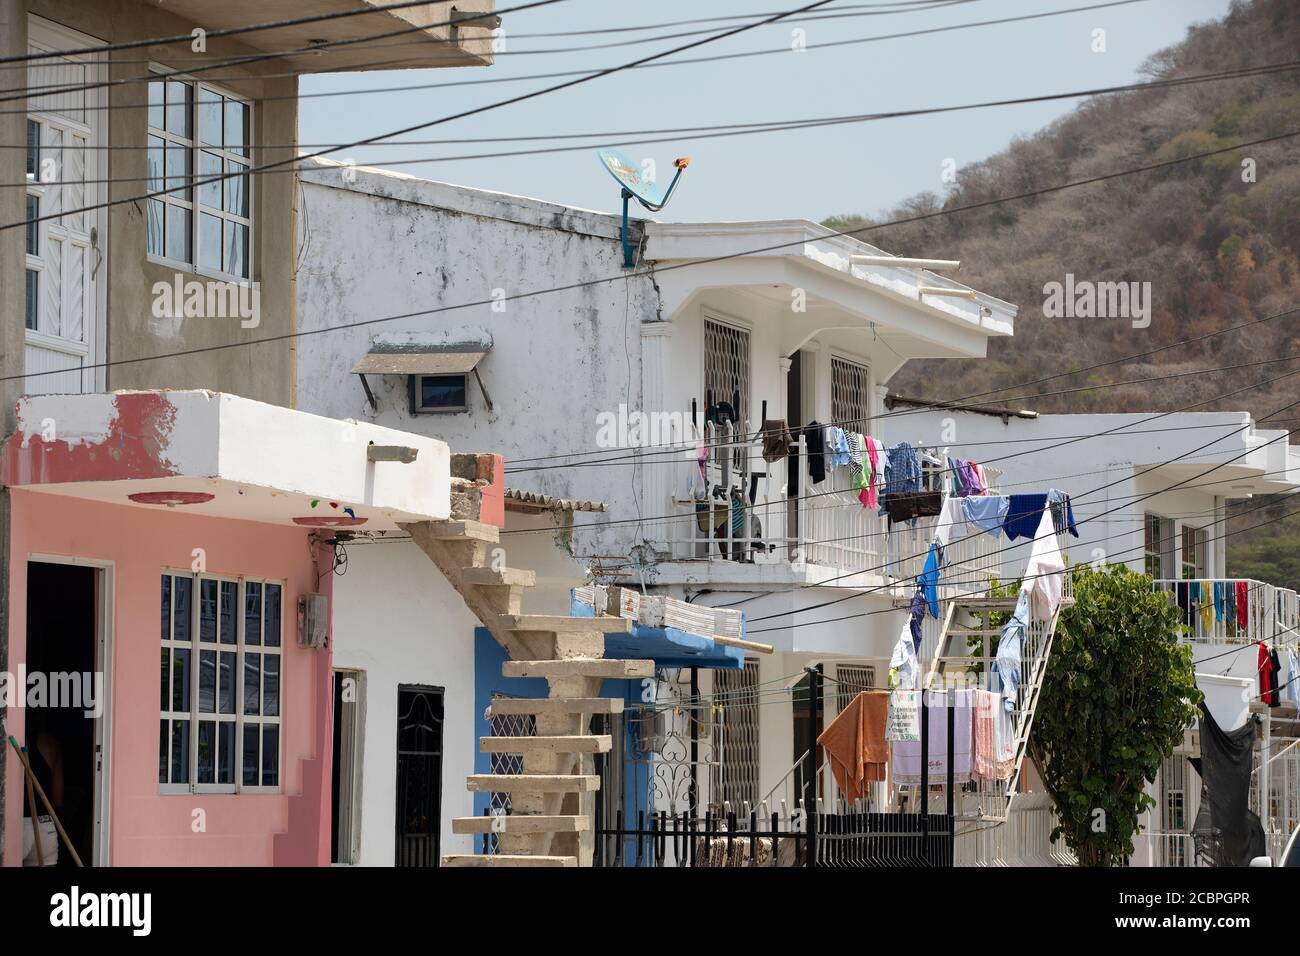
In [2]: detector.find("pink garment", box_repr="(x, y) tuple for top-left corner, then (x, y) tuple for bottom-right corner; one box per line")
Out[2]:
(973, 690), (1014, 781)
(972, 462), (990, 495)
(863, 437), (880, 509)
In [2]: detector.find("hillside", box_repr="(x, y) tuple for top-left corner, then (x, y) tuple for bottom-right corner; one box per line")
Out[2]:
(823, 0), (1300, 578)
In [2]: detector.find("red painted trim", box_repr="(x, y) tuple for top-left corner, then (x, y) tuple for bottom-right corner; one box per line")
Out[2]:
(128, 491), (215, 505)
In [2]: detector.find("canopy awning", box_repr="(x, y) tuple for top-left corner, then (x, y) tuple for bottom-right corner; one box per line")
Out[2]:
(351, 348), (489, 376)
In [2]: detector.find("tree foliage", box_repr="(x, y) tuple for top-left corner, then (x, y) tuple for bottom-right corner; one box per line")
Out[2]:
(1029, 564), (1202, 867)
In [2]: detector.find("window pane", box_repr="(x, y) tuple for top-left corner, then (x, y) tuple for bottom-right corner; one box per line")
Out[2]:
(420, 374), (467, 409)
(164, 141), (191, 198)
(198, 88), (222, 146)
(223, 220), (248, 279)
(166, 79), (191, 137)
(245, 582), (262, 645)
(199, 578), (217, 642)
(198, 151), (222, 209)
(160, 576), (171, 640)
(148, 79), (165, 130)
(199, 213), (222, 271)
(173, 576), (192, 641)
(171, 718), (190, 784)
(147, 199), (165, 257)
(171, 647), (190, 712)
(26, 119), (39, 177)
(159, 719), (169, 784)
(225, 100), (248, 155)
(24, 270), (37, 331)
(218, 722), (234, 785)
(261, 726), (279, 787)
(160, 647), (170, 711)
(218, 651), (236, 715)
(198, 649), (215, 713)
(242, 725), (259, 786)
(165, 204), (191, 263)
(264, 585), (281, 647)
(243, 652), (260, 715)
(225, 160), (247, 217)
(196, 720), (215, 784)
(219, 581), (237, 644)
(25, 195), (37, 255)
(147, 135), (165, 191)
(263, 655), (280, 717)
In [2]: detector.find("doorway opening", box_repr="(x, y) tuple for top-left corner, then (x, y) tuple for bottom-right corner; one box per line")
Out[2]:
(24, 561), (101, 867)
(395, 684), (443, 866)
(330, 669), (364, 865)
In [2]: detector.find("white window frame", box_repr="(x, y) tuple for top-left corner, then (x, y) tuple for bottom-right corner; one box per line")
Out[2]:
(145, 65), (254, 282)
(159, 570), (283, 795)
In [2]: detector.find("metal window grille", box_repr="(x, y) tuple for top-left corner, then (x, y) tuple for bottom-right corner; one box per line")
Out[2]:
(704, 318), (750, 418)
(709, 659), (760, 810)
(835, 663), (877, 712)
(1161, 755), (1188, 867)
(831, 356), (871, 432)
(486, 697), (535, 852)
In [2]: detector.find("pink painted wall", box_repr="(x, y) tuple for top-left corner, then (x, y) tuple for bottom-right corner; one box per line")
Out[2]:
(4, 490), (333, 866)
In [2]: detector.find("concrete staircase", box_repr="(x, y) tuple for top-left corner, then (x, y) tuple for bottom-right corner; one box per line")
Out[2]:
(401, 458), (652, 867)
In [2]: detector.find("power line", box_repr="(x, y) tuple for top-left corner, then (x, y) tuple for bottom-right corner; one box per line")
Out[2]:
(7, 124), (1298, 385)
(15, 60), (1299, 190)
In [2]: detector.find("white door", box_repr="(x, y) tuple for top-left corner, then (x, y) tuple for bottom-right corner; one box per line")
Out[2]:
(24, 17), (106, 395)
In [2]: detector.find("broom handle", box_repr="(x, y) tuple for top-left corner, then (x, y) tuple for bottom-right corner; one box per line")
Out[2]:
(25, 773), (45, 866)
(8, 737), (83, 867)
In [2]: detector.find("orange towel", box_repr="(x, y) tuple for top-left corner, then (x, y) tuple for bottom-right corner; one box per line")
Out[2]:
(817, 691), (889, 802)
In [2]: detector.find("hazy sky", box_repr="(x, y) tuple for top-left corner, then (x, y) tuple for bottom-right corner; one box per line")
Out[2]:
(300, 0), (1235, 223)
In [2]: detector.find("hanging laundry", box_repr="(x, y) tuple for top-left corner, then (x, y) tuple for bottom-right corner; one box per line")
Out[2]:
(881, 489), (943, 523)
(919, 543), (943, 619)
(1257, 643), (1278, 706)
(935, 497), (967, 548)
(862, 437), (881, 509)
(879, 441), (922, 519)
(1199, 582), (1214, 634)
(949, 457), (970, 497)
(802, 421), (827, 486)
(995, 591), (1030, 713)
(817, 691), (890, 803)
(1286, 648), (1300, 707)
(1003, 494), (1049, 541)
(909, 589), (928, 649)
(886, 689), (921, 742)
(889, 626), (920, 690)
(1236, 581), (1250, 630)
(973, 689), (1015, 781)
(961, 495), (1010, 537)
(760, 419), (794, 463)
(846, 432), (867, 494)
(827, 427), (851, 468)
(1046, 488), (1080, 538)
(1213, 580), (1226, 623)
(971, 462), (991, 495)
(890, 688), (974, 784)
(1021, 511), (1066, 623)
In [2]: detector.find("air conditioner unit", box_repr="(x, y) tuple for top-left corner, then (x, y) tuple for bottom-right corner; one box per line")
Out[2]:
(297, 592), (329, 648)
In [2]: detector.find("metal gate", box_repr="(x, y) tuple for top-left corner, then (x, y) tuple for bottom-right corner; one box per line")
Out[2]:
(395, 685), (444, 867)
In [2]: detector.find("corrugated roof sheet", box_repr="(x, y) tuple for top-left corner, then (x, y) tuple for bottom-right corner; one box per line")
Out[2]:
(504, 487), (606, 514)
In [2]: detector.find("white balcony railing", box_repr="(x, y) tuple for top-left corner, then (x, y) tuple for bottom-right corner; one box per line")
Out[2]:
(663, 418), (1007, 592)
(1152, 578), (1300, 645)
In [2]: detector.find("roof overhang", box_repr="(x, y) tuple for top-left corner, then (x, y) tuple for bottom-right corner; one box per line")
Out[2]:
(145, 0), (496, 73)
(0, 391), (451, 531)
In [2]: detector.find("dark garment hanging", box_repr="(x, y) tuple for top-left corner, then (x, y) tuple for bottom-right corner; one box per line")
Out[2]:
(1176, 582), (1195, 629)
(882, 490), (943, 524)
(803, 421), (827, 486)
(1260, 643), (1280, 707)
(1193, 703), (1266, 867)
(1003, 494), (1050, 541)
(760, 419), (794, 463)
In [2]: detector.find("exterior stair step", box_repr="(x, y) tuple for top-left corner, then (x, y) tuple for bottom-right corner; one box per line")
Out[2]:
(466, 774), (600, 793)
(480, 735), (612, 754)
(452, 815), (589, 835)
(501, 658), (654, 680)
(423, 519), (500, 543)
(500, 614), (632, 635)
(487, 697), (624, 717)
(462, 566), (537, 587)
(442, 854), (576, 868)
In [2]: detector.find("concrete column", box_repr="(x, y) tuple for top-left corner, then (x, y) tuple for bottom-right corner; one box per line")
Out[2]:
(639, 321), (674, 555)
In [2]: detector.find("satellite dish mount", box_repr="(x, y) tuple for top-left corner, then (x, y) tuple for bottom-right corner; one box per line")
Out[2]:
(597, 148), (690, 268)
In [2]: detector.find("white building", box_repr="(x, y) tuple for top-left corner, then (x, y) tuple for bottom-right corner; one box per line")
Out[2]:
(884, 399), (1300, 865)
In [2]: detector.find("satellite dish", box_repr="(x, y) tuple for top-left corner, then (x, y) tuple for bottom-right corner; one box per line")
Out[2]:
(597, 147), (689, 268)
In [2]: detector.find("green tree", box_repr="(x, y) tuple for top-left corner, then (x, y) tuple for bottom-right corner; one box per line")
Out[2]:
(1029, 564), (1201, 867)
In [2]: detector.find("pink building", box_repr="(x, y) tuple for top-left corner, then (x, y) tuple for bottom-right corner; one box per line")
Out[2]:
(0, 390), (451, 866)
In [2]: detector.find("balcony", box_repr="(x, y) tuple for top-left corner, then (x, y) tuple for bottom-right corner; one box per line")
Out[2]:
(658, 419), (1005, 595)
(1153, 579), (1300, 645)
